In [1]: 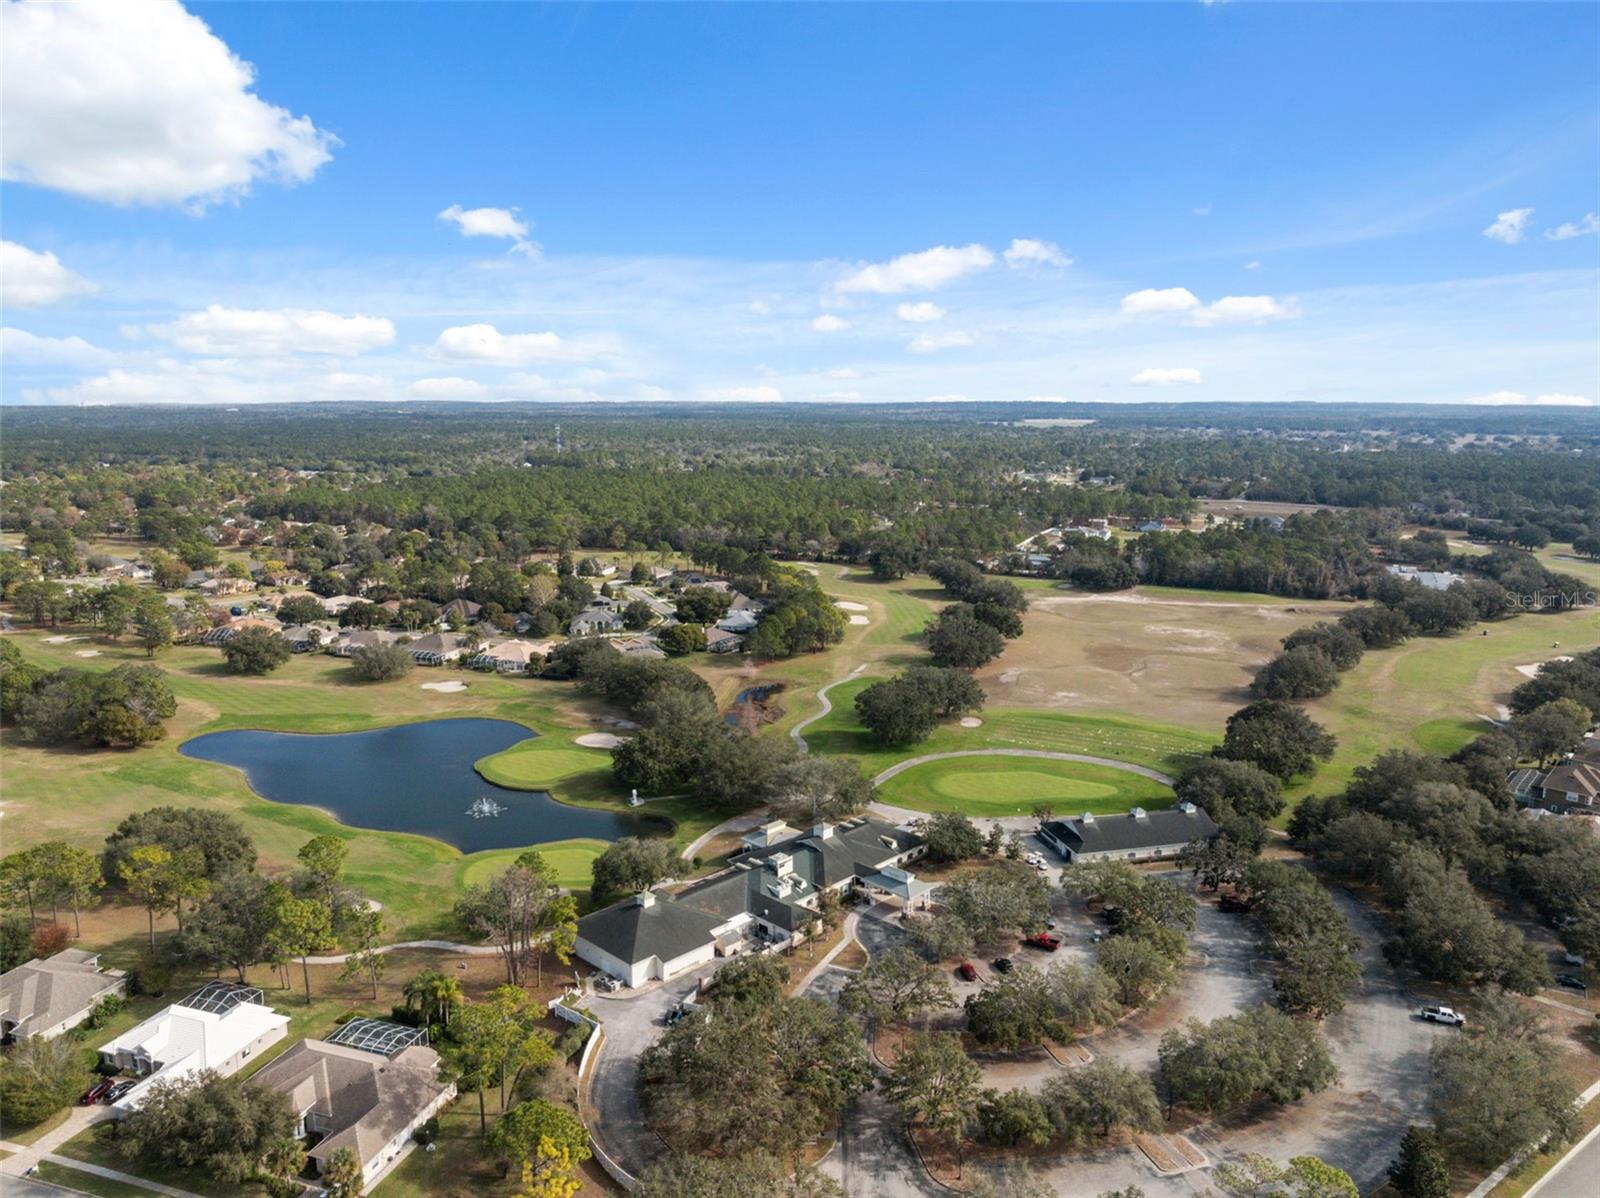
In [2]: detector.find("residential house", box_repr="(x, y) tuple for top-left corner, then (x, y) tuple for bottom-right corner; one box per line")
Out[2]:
(320, 594), (365, 615)
(576, 818), (926, 987)
(102, 982), (289, 1114)
(1060, 524), (1113, 542)
(101, 557), (153, 581)
(705, 627), (745, 654)
(278, 624), (327, 653)
(198, 576), (255, 597)
(201, 616), (279, 646)
(466, 639), (543, 673)
(1514, 752), (1600, 814)
(405, 632), (468, 666)
(610, 636), (666, 659)
(1136, 520), (1168, 533)
(254, 1020), (455, 1189)
(329, 628), (401, 657)
(1386, 565), (1464, 592)
(0, 949), (126, 1043)
(1037, 803), (1219, 863)
(439, 598), (482, 624)
(570, 606), (626, 636)
(716, 609), (760, 634)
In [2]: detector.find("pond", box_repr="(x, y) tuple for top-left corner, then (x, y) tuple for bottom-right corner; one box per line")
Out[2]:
(181, 718), (652, 853)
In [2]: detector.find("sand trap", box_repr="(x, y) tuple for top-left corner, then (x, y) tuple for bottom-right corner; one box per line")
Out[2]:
(575, 732), (625, 749)
(834, 601), (869, 612)
(74, 649), (102, 658)
(44, 635), (86, 644)
(1516, 656), (1573, 679)
(848, 615), (869, 625)
(421, 680), (467, 693)
(959, 717), (983, 728)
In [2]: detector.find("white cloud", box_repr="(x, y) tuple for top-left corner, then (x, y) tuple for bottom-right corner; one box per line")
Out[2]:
(814, 390), (862, 402)
(1132, 367), (1203, 386)
(1465, 390), (1593, 407)
(1121, 287), (1296, 325)
(433, 323), (610, 364)
(0, 327), (111, 365)
(1193, 205), (1213, 217)
(1189, 295), (1297, 326)
(1, 0), (335, 209)
(1545, 214), (1600, 242)
(437, 205), (539, 256)
(410, 376), (487, 399)
(925, 393), (970, 403)
(812, 314), (850, 332)
(149, 305), (395, 356)
(703, 385), (783, 403)
(1244, 260), (1262, 271)
(1121, 287), (1201, 316)
(1003, 239), (1071, 269)
(828, 367), (861, 380)
(895, 302), (945, 323)
(748, 299), (772, 315)
(1, 241), (98, 308)
(908, 330), (976, 353)
(1482, 208), (1534, 244)
(837, 244), (994, 294)
(1026, 395), (1069, 403)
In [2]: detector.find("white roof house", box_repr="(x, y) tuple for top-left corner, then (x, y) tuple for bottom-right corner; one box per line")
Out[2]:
(716, 609), (760, 633)
(100, 982), (289, 1114)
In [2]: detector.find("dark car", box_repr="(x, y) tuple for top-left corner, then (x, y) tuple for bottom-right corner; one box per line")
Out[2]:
(102, 1080), (138, 1104)
(1218, 893), (1251, 914)
(1555, 974), (1588, 992)
(957, 961), (978, 982)
(80, 1078), (116, 1105)
(991, 957), (1013, 974)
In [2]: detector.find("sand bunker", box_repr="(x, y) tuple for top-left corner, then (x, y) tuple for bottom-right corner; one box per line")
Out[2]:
(575, 732), (625, 749)
(74, 649), (102, 658)
(1516, 656), (1573, 679)
(44, 635), (86, 644)
(849, 615), (869, 625)
(834, 601), (869, 612)
(959, 717), (983, 728)
(420, 680), (467, 693)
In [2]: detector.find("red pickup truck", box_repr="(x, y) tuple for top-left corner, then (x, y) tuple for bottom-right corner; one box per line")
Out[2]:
(1023, 933), (1062, 951)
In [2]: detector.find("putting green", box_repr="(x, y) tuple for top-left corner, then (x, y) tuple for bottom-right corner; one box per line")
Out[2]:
(878, 756), (1174, 817)
(457, 838), (609, 892)
(474, 742), (612, 791)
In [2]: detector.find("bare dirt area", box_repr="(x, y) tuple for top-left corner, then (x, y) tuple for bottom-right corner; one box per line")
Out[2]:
(976, 591), (1345, 728)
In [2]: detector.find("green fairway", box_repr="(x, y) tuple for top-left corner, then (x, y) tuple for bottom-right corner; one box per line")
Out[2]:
(456, 838), (609, 891)
(878, 755), (1174, 817)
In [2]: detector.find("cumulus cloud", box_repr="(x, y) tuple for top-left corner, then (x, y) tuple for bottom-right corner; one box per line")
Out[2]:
(908, 330), (976, 353)
(1131, 367), (1203, 386)
(0, 327), (112, 365)
(1121, 287), (1295, 325)
(433, 323), (610, 364)
(837, 244), (994, 294)
(1121, 287), (1201, 316)
(437, 204), (539, 256)
(895, 302), (945, 323)
(703, 385), (783, 403)
(1465, 390), (1593, 407)
(1482, 208), (1533, 244)
(148, 305), (396, 356)
(1545, 214), (1600, 242)
(1003, 238), (1071, 268)
(1, 241), (99, 309)
(2, 0), (335, 209)
(812, 314), (850, 332)
(410, 376), (487, 399)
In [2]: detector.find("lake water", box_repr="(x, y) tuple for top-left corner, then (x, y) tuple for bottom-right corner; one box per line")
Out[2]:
(180, 718), (648, 853)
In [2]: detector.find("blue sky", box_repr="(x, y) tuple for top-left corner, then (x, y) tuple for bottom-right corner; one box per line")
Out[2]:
(2, 0), (1597, 406)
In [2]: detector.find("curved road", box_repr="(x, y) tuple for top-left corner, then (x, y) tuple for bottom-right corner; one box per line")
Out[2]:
(871, 748), (1176, 788)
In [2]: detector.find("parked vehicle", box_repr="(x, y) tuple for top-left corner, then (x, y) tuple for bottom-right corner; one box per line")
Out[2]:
(1563, 951), (1585, 967)
(991, 957), (1014, 974)
(1555, 974), (1588, 993)
(957, 961), (978, 981)
(1090, 929), (1105, 944)
(1420, 1005), (1466, 1027)
(1023, 933), (1062, 951)
(1044, 918), (1058, 930)
(103, 1080), (137, 1104)
(80, 1078), (116, 1105)
(1218, 893), (1252, 914)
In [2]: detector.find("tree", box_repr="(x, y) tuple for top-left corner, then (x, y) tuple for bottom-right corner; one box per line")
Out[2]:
(0, 1034), (82, 1125)
(676, 586), (733, 624)
(1509, 698), (1592, 766)
(448, 997), (521, 1137)
(918, 811), (986, 864)
(99, 1070), (297, 1184)
(938, 861), (1052, 948)
(297, 834), (349, 924)
(1044, 960), (1122, 1032)
(339, 906), (387, 999)
(974, 1087), (1052, 1148)
(841, 946), (956, 1026)
(349, 643), (414, 681)
(926, 605), (1006, 669)
(881, 1032), (983, 1174)
(118, 843), (206, 950)
(134, 594), (175, 658)
(658, 621), (705, 655)
(514, 1137), (582, 1198)
(1389, 1125), (1450, 1198)
(0, 913), (33, 972)
(404, 967), (464, 1029)
(35, 841), (103, 936)
(635, 1151), (844, 1198)
(320, 1146), (365, 1196)
(1282, 622), (1365, 671)
(487, 1098), (591, 1171)
(1040, 1059), (1161, 1146)
(222, 626), (292, 675)
(906, 911), (977, 962)
(1251, 647), (1340, 700)
(1175, 758), (1286, 823)
(1158, 1006), (1337, 1115)
(964, 966), (1064, 1050)
(179, 874), (290, 983)
(277, 594), (329, 625)
(104, 807), (256, 885)
(760, 756), (875, 824)
(1217, 700), (1336, 780)
(272, 896), (332, 1004)
(1214, 1155), (1357, 1198)
(16, 664), (177, 748)
(589, 837), (679, 903)
(854, 666), (983, 746)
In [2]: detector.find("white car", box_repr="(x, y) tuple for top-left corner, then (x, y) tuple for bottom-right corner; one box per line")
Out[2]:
(1420, 1005), (1465, 1027)
(1564, 950), (1586, 967)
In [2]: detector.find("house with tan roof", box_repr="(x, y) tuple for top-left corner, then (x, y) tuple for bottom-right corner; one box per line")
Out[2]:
(0, 948), (125, 1042)
(253, 1019), (454, 1188)
(466, 638), (545, 672)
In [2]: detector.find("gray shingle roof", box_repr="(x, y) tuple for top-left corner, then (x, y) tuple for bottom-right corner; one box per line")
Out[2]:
(577, 893), (721, 966)
(1042, 805), (1218, 855)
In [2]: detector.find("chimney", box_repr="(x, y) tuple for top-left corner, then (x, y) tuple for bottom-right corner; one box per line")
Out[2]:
(812, 823), (834, 840)
(1178, 801), (1197, 815)
(633, 891), (656, 908)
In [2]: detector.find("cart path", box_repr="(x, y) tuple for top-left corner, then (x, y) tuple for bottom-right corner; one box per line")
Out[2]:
(870, 748), (1177, 788)
(790, 664), (869, 751)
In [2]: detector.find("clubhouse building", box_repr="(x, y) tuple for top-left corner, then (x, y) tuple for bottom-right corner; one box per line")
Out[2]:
(1038, 803), (1219, 863)
(576, 817), (927, 987)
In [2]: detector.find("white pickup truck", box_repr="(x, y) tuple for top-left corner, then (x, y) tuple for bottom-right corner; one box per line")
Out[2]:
(1420, 1005), (1466, 1027)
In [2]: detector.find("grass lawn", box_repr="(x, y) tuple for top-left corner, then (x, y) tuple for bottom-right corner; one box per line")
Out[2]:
(877, 755), (1175, 817)
(1484, 1093), (1600, 1198)
(456, 838), (609, 892)
(34, 1160), (165, 1197)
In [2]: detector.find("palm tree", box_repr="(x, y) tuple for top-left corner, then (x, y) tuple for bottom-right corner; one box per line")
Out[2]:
(428, 973), (464, 1028)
